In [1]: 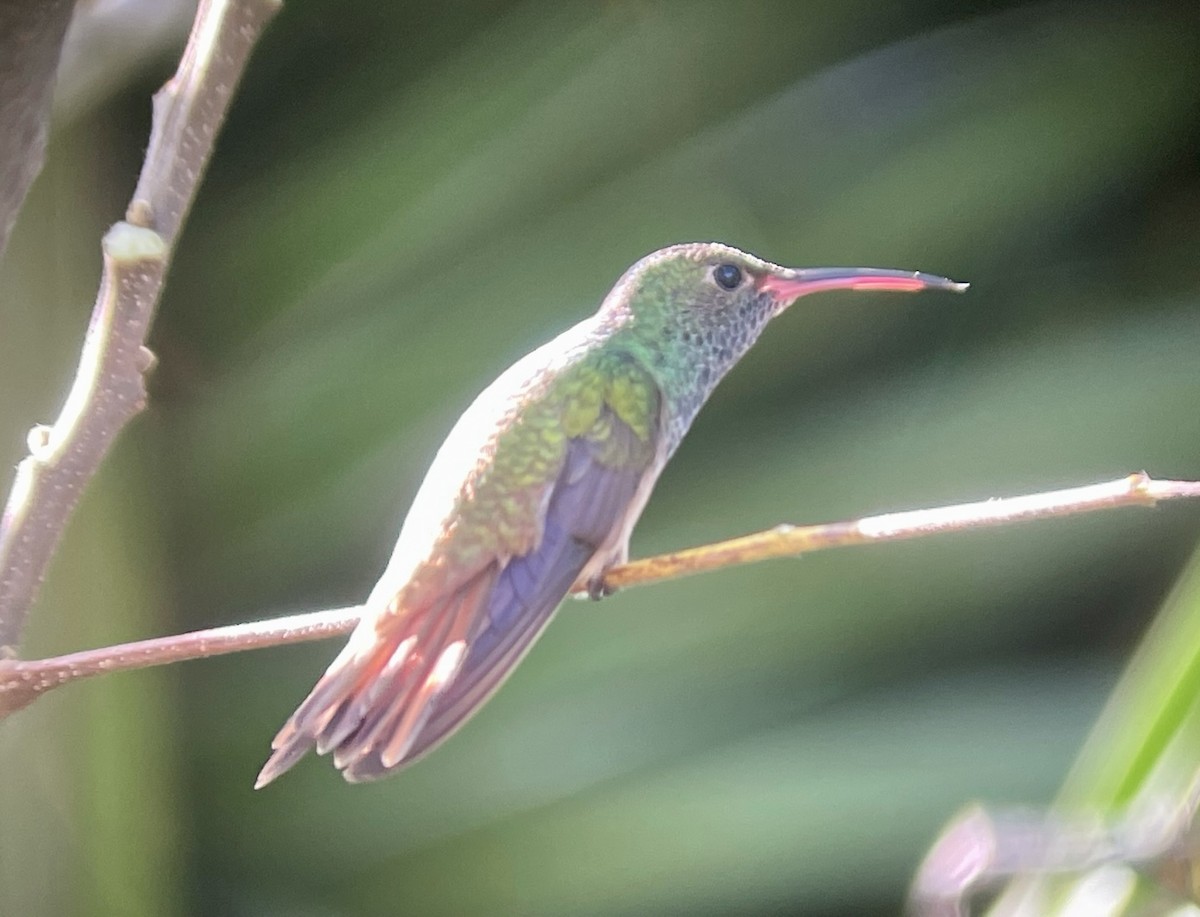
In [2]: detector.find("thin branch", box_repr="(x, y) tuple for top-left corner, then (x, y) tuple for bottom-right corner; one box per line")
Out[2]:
(2, 472), (1197, 717)
(0, 605), (365, 717)
(602, 472), (1200, 590)
(0, 0), (281, 655)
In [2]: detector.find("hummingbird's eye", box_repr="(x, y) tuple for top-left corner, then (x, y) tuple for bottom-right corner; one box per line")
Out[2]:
(712, 263), (743, 290)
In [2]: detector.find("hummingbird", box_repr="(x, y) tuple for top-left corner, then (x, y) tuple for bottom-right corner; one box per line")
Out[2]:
(255, 242), (966, 787)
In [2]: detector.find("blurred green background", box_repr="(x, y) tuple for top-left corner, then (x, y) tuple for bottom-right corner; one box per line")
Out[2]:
(2, 1), (1200, 914)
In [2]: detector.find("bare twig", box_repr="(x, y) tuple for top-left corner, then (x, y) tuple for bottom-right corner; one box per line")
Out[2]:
(0, 605), (364, 716)
(2, 472), (1197, 717)
(602, 472), (1200, 590)
(0, 0), (281, 656)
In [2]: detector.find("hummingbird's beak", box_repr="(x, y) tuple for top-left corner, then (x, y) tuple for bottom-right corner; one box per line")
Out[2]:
(758, 267), (968, 310)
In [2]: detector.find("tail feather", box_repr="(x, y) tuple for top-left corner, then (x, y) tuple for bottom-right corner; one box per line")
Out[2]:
(393, 518), (594, 766)
(335, 574), (483, 779)
(334, 598), (462, 768)
(315, 634), (415, 755)
(254, 566), (497, 788)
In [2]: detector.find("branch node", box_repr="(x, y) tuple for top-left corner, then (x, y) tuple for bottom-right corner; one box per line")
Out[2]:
(126, 197), (155, 229)
(1128, 470), (1154, 503)
(101, 221), (166, 263)
(25, 424), (52, 458)
(137, 346), (158, 374)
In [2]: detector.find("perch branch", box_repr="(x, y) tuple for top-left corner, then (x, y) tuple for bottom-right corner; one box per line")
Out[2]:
(0, 0), (281, 656)
(602, 472), (1200, 589)
(2, 472), (1197, 716)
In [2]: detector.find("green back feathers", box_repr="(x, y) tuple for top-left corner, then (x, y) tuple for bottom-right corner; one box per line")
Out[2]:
(450, 348), (659, 562)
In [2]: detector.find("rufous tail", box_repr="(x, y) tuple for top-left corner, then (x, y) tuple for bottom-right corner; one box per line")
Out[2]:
(254, 567), (495, 786)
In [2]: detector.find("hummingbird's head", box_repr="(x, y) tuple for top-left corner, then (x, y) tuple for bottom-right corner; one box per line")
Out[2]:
(602, 242), (965, 438)
(611, 241), (965, 323)
(607, 241), (964, 360)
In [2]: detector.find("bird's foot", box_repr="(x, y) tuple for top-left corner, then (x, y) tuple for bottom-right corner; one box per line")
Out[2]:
(585, 575), (616, 601)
